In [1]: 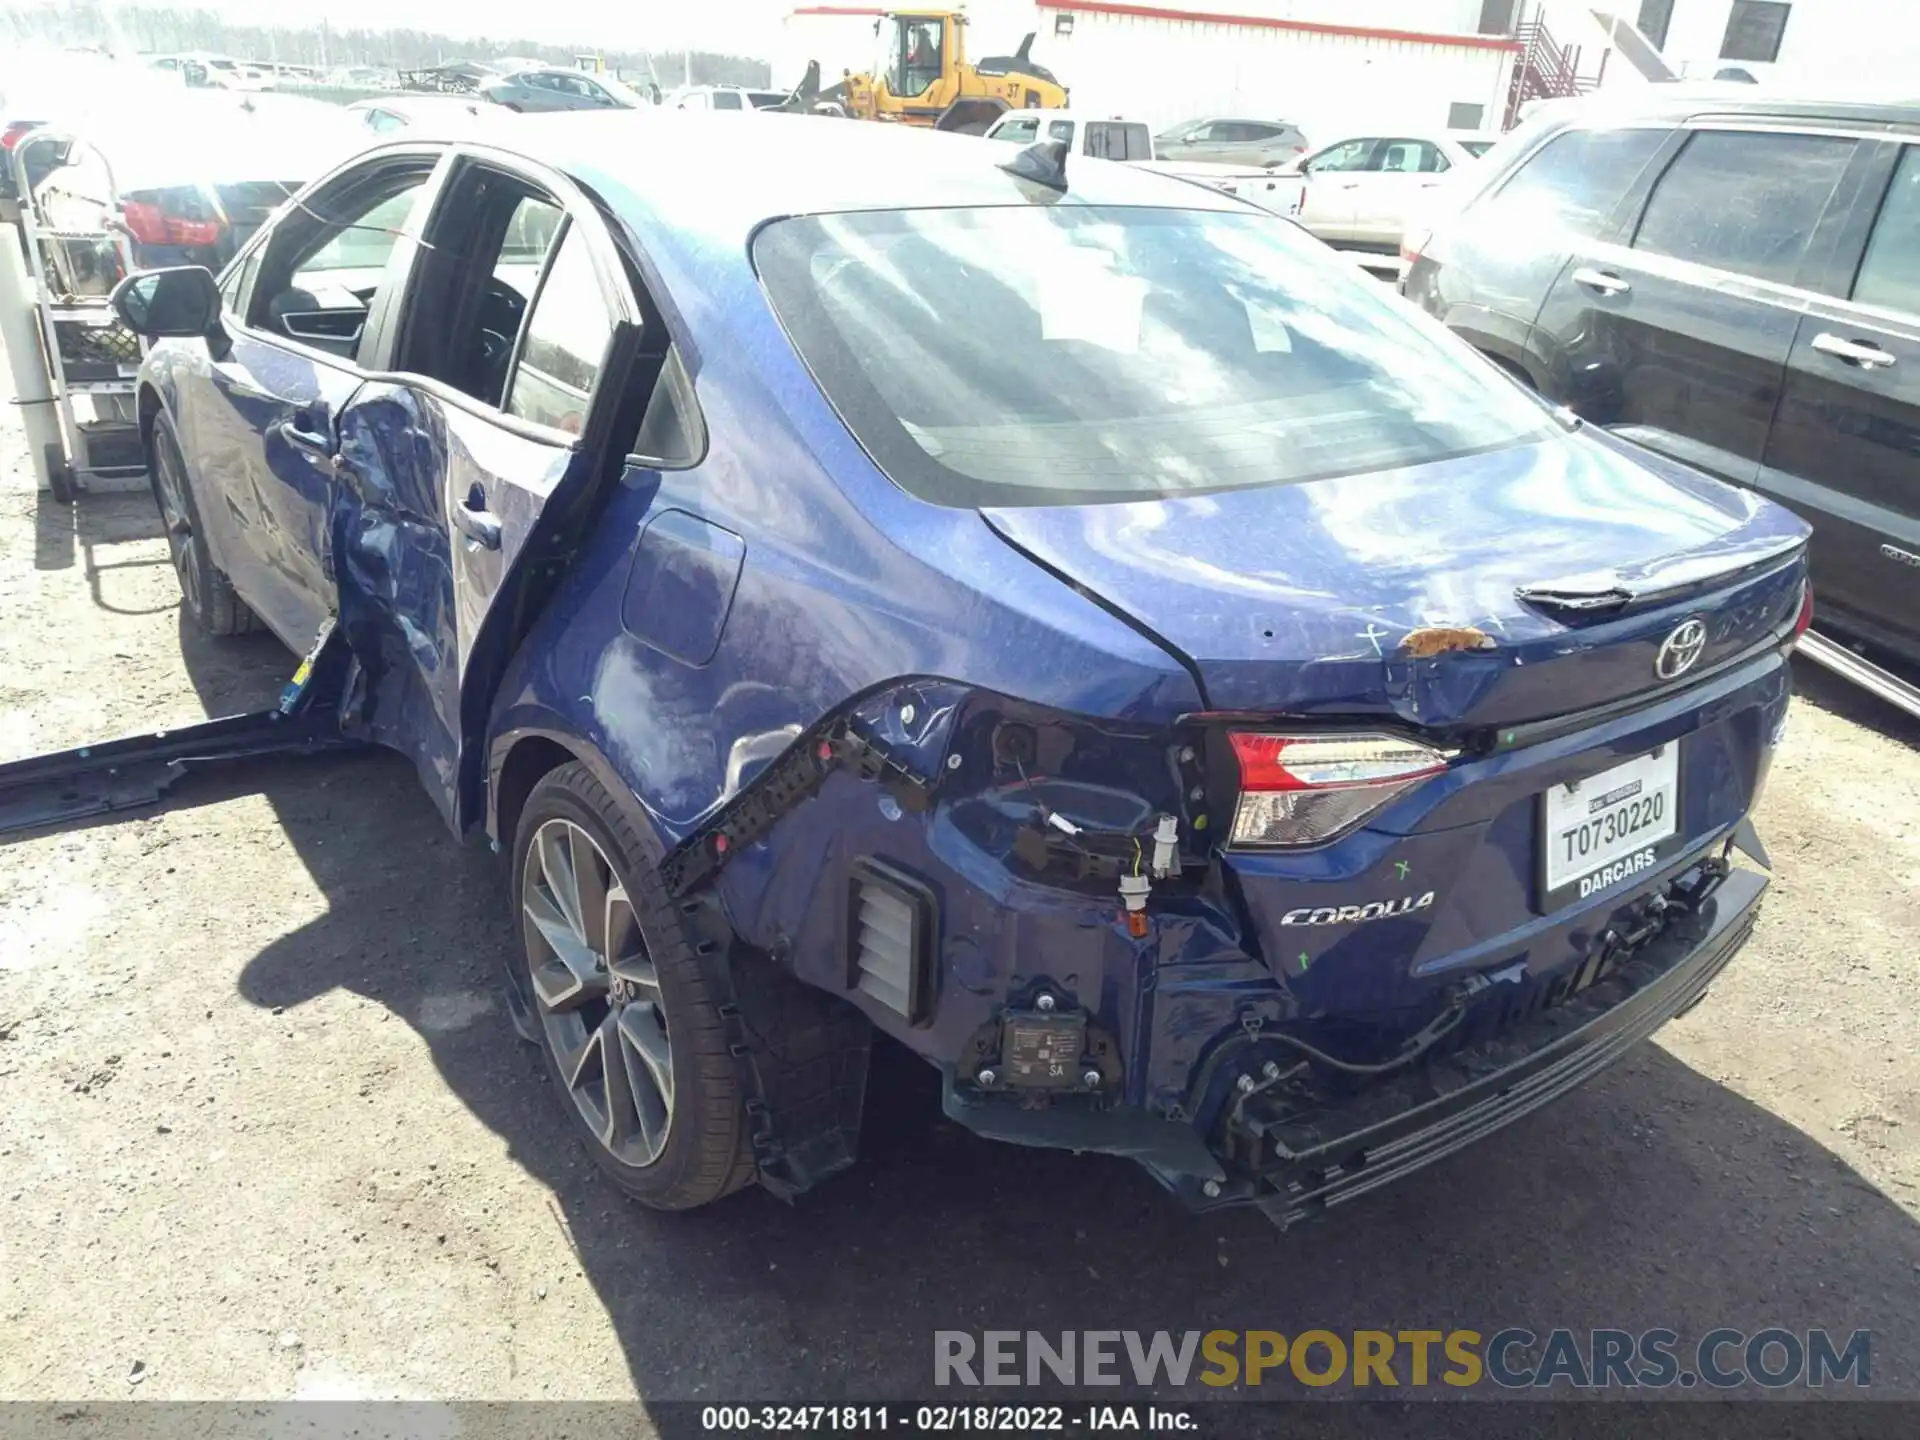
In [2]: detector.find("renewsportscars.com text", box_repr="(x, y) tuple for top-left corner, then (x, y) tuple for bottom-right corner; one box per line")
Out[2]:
(934, 1328), (1871, 1390)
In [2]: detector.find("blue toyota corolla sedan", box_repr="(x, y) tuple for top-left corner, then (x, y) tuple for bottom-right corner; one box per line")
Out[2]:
(110, 111), (1812, 1224)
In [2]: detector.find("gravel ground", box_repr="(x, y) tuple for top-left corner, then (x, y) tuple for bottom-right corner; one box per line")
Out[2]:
(1, 337), (1918, 1423)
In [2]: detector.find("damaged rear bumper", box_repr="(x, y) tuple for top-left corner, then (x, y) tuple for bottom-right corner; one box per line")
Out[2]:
(1224, 865), (1766, 1226)
(939, 863), (1766, 1225)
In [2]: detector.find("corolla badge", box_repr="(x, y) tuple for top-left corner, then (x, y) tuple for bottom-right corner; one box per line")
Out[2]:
(1655, 618), (1708, 680)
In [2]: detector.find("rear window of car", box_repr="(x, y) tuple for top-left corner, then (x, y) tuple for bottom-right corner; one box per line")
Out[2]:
(1481, 125), (1669, 237)
(754, 205), (1556, 508)
(1084, 123), (1150, 161)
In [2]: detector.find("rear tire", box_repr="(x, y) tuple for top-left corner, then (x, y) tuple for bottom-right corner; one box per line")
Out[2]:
(148, 413), (258, 636)
(511, 762), (757, 1210)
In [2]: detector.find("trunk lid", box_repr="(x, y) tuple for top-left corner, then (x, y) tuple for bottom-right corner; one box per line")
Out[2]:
(982, 431), (1808, 730)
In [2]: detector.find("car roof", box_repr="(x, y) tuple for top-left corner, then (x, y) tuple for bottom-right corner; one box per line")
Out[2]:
(1316, 129), (1477, 144)
(503, 110), (1242, 240)
(1535, 85), (1920, 131)
(356, 94), (488, 112)
(989, 109), (1147, 127)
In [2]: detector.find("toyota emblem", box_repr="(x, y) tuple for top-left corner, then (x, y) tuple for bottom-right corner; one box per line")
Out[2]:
(1655, 618), (1709, 680)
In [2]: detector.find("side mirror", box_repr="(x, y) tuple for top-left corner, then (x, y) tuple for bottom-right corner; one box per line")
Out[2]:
(110, 266), (222, 339)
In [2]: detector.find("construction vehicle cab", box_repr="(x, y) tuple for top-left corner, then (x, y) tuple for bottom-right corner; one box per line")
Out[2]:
(841, 9), (1065, 134)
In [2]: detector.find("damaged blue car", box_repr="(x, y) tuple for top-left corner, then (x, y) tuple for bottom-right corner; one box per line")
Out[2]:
(107, 113), (1813, 1224)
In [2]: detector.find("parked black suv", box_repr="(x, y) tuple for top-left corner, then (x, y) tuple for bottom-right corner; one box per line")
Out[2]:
(1404, 94), (1920, 707)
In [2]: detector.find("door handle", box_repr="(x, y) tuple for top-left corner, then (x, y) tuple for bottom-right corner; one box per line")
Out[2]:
(454, 484), (503, 550)
(1573, 267), (1632, 297)
(1812, 332), (1897, 369)
(276, 418), (333, 458)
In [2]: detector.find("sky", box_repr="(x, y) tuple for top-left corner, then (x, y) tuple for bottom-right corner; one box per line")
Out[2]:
(141, 0), (796, 57)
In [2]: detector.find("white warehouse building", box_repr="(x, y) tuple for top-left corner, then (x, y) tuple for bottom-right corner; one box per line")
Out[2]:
(1617, 0), (1920, 87)
(778, 1), (1909, 148)
(998, 2), (1525, 137)
(781, 1), (1532, 140)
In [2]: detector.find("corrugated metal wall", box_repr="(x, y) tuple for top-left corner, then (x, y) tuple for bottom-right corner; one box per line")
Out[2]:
(1045, 10), (1517, 140)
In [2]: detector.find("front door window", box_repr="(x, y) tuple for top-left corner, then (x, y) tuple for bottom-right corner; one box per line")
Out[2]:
(891, 18), (942, 96)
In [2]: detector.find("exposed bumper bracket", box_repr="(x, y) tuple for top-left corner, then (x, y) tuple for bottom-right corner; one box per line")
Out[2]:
(0, 622), (356, 840)
(1234, 866), (1767, 1230)
(678, 889), (873, 1200)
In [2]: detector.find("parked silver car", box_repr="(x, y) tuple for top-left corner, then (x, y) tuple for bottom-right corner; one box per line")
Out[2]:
(1154, 116), (1310, 167)
(479, 67), (643, 113)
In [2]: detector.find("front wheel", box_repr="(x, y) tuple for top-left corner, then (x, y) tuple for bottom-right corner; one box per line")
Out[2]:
(511, 762), (757, 1209)
(148, 414), (258, 636)
(43, 442), (75, 505)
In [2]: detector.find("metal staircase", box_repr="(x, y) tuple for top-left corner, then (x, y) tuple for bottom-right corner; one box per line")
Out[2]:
(1504, 11), (1606, 128)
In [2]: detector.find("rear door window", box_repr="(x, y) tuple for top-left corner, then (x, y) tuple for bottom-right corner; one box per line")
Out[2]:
(506, 223), (614, 434)
(1632, 129), (1854, 286)
(1852, 145), (1920, 316)
(1483, 126), (1667, 237)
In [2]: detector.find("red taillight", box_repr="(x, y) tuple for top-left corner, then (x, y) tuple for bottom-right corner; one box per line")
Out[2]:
(1792, 580), (1814, 645)
(1, 121), (38, 152)
(121, 199), (223, 248)
(1227, 732), (1450, 846)
(119, 200), (169, 244)
(1401, 227), (1432, 267)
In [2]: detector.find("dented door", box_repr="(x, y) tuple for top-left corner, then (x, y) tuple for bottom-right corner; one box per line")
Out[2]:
(327, 192), (626, 831)
(331, 390), (581, 826)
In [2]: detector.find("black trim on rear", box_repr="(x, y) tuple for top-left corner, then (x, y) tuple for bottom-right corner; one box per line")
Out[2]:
(1238, 863), (1765, 1228)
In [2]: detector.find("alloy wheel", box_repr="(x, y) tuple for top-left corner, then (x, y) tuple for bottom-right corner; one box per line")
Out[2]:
(521, 818), (675, 1167)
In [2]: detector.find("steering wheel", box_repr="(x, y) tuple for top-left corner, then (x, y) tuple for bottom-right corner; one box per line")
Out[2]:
(469, 278), (529, 404)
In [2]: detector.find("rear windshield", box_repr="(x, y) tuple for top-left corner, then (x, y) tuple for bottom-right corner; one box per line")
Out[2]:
(1085, 122), (1151, 161)
(754, 205), (1555, 507)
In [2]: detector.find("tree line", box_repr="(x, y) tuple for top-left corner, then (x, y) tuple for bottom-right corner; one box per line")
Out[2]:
(1, 0), (772, 87)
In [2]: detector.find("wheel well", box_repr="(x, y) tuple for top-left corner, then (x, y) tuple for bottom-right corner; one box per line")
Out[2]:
(1481, 350), (1537, 390)
(494, 735), (578, 849)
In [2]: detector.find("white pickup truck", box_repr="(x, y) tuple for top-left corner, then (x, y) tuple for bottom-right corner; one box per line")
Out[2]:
(981, 110), (1305, 217)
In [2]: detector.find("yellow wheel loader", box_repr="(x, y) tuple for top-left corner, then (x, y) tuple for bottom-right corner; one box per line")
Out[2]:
(776, 9), (1067, 134)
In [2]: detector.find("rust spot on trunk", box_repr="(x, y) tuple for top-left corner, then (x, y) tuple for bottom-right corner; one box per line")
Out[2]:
(1400, 625), (1498, 658)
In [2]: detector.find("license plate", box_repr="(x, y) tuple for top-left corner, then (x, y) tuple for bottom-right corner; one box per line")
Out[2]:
(1541, 746), (1680, 905)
